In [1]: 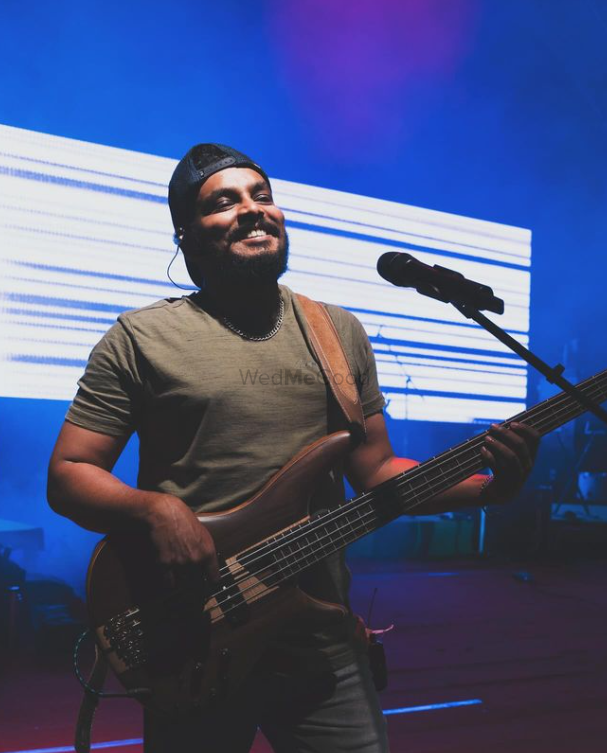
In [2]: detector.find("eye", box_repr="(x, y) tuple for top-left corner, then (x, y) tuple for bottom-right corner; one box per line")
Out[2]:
(255, 193), (273, 203)
(213, 198), (234, 212)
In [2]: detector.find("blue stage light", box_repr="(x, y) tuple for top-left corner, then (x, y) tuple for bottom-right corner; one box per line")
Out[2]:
(383, 698), (483, 715)
(0, 739), (143, 753)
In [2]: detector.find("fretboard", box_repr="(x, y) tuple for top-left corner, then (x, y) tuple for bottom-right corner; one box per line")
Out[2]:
(241, 368), (607, 587)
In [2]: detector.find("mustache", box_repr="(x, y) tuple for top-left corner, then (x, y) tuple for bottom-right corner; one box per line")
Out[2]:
(229, 222), (280, 243)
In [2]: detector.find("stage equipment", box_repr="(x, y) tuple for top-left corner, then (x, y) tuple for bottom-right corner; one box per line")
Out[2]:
(377, 253), (607, 429)
(552, 422), (607, 525)
(378, 252), (607, 553)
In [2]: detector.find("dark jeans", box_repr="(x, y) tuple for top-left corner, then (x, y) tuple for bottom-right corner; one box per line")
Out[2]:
(144, 655), (390, 753)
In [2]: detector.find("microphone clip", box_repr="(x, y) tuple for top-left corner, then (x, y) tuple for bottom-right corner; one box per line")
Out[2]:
(416, 263), (504, 315)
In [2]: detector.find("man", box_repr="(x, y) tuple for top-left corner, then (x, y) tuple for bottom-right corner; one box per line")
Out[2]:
(47, 143), (539, 752)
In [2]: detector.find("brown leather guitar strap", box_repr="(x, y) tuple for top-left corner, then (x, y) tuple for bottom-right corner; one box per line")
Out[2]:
(295, 294), (366, 445)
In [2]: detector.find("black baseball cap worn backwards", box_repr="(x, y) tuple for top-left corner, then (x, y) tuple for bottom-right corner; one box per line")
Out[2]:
(168, 143), (271, 238)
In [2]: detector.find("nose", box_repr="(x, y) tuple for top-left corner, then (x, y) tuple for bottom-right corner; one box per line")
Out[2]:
(238, 194), (264, 220)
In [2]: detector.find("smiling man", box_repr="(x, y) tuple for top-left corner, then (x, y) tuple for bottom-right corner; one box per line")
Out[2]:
(48, 143), (539, 753)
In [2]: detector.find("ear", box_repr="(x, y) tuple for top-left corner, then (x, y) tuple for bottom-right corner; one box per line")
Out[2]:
(179, 226), (198, 255)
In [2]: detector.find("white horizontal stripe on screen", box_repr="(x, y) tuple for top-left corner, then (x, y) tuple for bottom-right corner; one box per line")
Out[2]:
(0, 123), (531, 422)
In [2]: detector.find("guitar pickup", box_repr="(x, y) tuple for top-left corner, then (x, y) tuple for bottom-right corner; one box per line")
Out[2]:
(214, 556), (250, 627)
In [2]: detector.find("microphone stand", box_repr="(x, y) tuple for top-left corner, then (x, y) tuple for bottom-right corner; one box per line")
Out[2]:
(377, 251), (605, 421)
(451, 298), (607, 558)
(451, 300), (607, 427)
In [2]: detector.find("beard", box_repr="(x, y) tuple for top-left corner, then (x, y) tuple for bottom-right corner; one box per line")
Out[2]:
(211, 232), (289, 284)
(185, 231), (289, 288)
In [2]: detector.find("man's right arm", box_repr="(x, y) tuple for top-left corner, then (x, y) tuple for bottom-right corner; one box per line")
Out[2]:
(47, 421), (219, 578)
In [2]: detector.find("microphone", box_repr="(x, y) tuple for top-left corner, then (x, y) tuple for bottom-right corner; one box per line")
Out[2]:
(376, 252), (504, 315)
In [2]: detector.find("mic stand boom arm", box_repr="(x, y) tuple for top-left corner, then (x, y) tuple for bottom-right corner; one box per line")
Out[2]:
(452, 301), (607, 427)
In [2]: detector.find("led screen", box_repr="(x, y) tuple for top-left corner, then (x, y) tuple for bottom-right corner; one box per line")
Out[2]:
(0, 124), (531, 423)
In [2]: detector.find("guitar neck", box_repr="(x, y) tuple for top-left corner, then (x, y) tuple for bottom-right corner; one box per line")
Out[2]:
(266, 368), (607, 582)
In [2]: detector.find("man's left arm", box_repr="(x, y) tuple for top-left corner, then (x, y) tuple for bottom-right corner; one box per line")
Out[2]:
(345, 412), (540, 513)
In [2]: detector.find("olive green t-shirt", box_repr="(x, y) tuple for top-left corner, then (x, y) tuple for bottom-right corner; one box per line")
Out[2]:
(67, 284), (385, 669)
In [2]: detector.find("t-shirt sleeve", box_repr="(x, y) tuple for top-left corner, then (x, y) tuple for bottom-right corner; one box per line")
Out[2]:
(328, 307), (386, 418)
(65, 317), (143, 437)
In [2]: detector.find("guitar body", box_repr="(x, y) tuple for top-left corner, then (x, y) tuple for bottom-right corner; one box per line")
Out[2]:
(86, 431), (353, 719)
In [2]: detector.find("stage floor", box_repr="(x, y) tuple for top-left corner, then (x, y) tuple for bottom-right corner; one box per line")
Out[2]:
(2, 556), (607, 753)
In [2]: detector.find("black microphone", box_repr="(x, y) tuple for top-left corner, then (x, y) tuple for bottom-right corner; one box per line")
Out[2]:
(376, 252), (504, 315)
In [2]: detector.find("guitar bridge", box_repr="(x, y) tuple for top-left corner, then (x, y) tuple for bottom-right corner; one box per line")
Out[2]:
(103, 608), (146, 669)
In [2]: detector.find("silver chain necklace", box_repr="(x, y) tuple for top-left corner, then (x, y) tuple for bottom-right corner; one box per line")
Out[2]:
(221, 295), (285, 341)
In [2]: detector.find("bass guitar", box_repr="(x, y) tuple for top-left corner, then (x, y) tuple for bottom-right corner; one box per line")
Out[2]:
(86, 368), (607, 718)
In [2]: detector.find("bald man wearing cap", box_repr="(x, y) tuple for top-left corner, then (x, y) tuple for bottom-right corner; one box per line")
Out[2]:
(48, 143), (540, 753)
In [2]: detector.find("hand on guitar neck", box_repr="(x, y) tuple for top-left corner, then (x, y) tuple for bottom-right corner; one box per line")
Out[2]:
(345, 413), (541, 514)
(478, 421), (541, 505)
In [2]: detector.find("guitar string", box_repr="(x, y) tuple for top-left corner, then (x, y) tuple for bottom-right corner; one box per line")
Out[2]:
(143, 375), (607, 631)
(211, 373), (607, 588)
(202, 376), (607, 619)
(127, 441), (492, 629)
(222, 370), (607, 581)
(119, 374), (607, 631)
(215, 411), (595, 620)
(160, 375), (607, 622)
(216, 377), (607, 609)
(202, 448), (490, 623)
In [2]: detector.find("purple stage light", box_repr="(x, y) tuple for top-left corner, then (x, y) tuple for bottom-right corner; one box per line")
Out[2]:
(268, 0), (480, 158)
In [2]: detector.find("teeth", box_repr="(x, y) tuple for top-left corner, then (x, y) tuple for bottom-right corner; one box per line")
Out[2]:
(244, 229), (267, 239)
